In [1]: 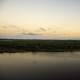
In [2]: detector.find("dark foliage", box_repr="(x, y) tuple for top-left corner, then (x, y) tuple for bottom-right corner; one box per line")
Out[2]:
(0, 39), (80, 53)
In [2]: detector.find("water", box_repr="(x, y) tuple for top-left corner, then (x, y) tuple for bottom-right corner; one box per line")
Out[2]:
(0, 52), (80, 80)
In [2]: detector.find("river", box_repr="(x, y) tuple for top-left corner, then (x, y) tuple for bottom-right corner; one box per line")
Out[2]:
(0, 52), (80, 80)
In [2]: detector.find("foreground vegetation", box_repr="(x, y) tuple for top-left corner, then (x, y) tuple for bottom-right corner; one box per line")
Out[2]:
(0, 39), (80, 53)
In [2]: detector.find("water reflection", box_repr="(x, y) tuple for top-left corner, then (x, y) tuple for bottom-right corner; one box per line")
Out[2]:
(0, 52), (80, 80)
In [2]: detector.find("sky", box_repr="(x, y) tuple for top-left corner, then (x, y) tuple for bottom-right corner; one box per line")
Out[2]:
(0, 0), (80, 39)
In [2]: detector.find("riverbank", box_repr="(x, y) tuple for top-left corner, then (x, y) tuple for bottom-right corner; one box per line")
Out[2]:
(0, 39), (80, 53)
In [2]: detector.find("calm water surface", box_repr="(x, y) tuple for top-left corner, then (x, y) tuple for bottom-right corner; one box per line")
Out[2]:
(0, 52), (80, 80)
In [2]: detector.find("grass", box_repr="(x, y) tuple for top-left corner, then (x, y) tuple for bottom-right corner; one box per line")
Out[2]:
(0, 39), (80, 53)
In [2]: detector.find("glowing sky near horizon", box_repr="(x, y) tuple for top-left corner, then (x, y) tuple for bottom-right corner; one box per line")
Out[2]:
(0, 0), (80, 37)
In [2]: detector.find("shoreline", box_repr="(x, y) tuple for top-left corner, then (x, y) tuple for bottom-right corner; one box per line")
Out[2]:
(0, 39), (80, 53)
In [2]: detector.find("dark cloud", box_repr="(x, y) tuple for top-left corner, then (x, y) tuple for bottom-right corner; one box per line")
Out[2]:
(40, 27), (46, 31)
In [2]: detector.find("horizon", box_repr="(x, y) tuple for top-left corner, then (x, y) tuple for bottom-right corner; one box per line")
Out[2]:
(0, 34), (80, 40)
